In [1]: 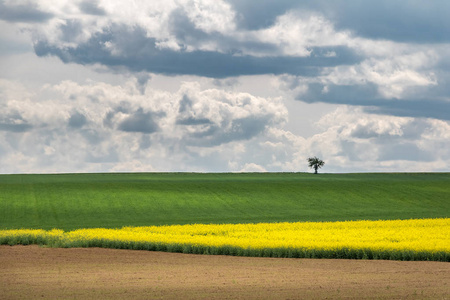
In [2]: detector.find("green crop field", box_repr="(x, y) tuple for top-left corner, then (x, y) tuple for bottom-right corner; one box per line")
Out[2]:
(0, 172), (449, 231)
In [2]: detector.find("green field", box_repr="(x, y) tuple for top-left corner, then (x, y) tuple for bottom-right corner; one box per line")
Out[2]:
(0, 172), (449, 231)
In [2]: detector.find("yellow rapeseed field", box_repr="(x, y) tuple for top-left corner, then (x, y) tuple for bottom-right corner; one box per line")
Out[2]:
(1, 218), (449, 261)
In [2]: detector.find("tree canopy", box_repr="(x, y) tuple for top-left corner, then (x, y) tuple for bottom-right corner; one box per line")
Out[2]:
(307, 156), (325, 174)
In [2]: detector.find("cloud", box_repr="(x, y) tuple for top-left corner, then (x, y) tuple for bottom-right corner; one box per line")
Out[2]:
(11, 0), (361, 77)
(33, 26), (360, 78)
(1, 1), (450, 173)
(378, 143), (433, 162)
(1, 78), (449, 173)
(13, 0), (447, 122)
(252, 11), (352, 57)
(0, 78), (288, 173)
(68, 111), (87, 129)
(291, 82), (450, 121)
(0, 1), (53, 23)
(79, 1), (106, 16)
(0, 123), (32, 132)
(174, 82), (287, 146)
(227, 0), (298, 30)
(212, 78), (239, 87)
(320, 0), (450, 44)
(276, 42), (448, 121)
(309, 107), (450, 171)
(228, 0), (450, 43)
(239, 163), (267, 172)
(117, 108), (160, 134)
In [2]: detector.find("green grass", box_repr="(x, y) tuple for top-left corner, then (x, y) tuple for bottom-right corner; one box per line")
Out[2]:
(0, 172), (449, 230)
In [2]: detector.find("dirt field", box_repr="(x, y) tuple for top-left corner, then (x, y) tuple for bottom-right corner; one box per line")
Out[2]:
(1, 245), (449, 299)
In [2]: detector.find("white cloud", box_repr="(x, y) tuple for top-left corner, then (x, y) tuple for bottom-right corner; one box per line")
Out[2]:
(0, 78), (287, 173)
(17, 0), (236, 54)
(13, 2), (353, 58)
(307, 107), (450, 172)
(1, 78), (449, 173)
(239, 163), (266, 172)
(323, 49), (438, 99)
(1, 1), (450, 174)
(253, 11), (351, 57)
(180, 0), (236, 34)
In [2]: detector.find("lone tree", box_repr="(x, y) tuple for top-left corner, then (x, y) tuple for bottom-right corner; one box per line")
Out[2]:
(307, 156), (325, 174)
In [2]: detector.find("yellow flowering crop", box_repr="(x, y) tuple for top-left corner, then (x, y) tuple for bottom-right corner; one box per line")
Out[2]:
(1, 218), (449, 261)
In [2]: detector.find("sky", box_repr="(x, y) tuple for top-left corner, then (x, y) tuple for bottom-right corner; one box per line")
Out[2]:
(1, 0), (450, 174)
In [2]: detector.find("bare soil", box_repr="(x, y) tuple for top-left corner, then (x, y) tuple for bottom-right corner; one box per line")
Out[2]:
(1, 245), (449, 299)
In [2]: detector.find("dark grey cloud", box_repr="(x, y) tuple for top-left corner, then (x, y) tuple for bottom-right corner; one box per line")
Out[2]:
(350, 125), (390, 140)
(378, 143), (433, 162)
(169, 8), (212, 49)
(68, 111), (87, 128)
(176, 96), (213, 130)
(178, 95), (192, 113)
(78, 128), (103, 145)
(299, 83), (450, 120)
(322, 0), (450, 44)
(117, 108), (160, 134)
(181, 116), (268, 147)
(103, 111), (115, 129)
(0, 122), (32, 132)
(364, 100), (450, 121)
(176, 95), (214, 126)
(168, 7), (278, 56)
(59, 20), (84, 43)
(227, 0), (450, 43)
(135, 72), (151, 95)
(79, 1), (106, 16)
(227, 117), (268, 141)
(103, 102), (133, 128)
(0, 2), (53, 23)
(301, 83), (381, 105)
(33, 24), (361, 78)
(174, 91), (282, 147)
(0, 112), (33, 132)
(227, 0), (298, 30)
(5, 0), (449, 127)
(176, 117), (212, 126)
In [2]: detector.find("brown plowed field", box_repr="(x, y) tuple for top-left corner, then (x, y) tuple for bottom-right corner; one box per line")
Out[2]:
(1, 245), (449, 299)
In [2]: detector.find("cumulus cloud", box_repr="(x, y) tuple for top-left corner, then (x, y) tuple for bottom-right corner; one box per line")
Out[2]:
(229, 0), (450, 43)
(5, 0), (445, 122)
(1, 0), (450, 173)
(0, 79), (287, 173)
(252, 11), (351, 57)
(174, 82), (287, 146)
(0, 78), (449, 173)
(319, 0), (450, 44)
(276, 40), (447, 120)
(116, 108), (161, 134)
(16, 0), (360, 78)
(0, 1), (54, 23)
(308, 107), (450, 171)
(79, 1), (106, 16)
(0, 112), (33, 132)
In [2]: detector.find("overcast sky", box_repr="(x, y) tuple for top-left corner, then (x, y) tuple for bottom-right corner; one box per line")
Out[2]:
(1, 0), (450, 173)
